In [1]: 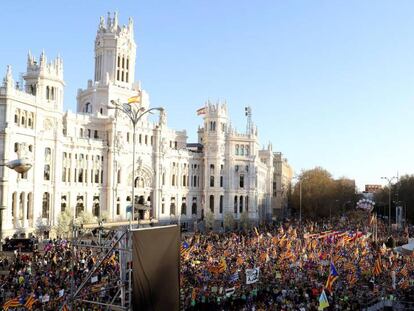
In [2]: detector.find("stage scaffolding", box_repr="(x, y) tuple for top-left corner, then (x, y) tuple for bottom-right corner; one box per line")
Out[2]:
(69, 224), (133, 310)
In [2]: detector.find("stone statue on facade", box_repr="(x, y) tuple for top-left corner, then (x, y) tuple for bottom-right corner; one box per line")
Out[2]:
(159, 109), (167, 127)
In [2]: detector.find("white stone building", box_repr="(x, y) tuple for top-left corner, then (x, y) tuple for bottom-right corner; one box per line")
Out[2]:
(0, 13), (292, 237)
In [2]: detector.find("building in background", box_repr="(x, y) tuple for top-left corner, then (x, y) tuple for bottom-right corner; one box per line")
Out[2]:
(365, 184), (382, 193)
(271, 152), (293, 219)
(0, 12), (291, 237)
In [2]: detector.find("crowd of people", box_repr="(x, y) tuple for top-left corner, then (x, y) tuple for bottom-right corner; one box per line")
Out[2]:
(180, 212), (414, 310)
(0, 234), (121, 310)
(0, 210), (413, 310)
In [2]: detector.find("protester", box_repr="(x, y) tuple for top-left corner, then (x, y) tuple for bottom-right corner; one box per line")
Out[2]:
(180, 213), (414, 310)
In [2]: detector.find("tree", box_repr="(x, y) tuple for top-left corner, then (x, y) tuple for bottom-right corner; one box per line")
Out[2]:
(76, 211), (95, 226)
(291, 167), (356, 219)
(34, 216), (49, 239)
(223, 212), (235, 232)
(376, 175), (414, 225)
(56, 209), (73, 238)
(239, 210), (250, 231)
(204, 209), (215, 230)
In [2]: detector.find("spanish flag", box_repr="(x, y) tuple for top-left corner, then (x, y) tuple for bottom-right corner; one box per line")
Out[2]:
(128, 94), (141, 104)
(196, 107), (206, 115)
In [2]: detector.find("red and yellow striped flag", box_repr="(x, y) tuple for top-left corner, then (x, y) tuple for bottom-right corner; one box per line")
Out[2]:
(128, 94), (141, 104)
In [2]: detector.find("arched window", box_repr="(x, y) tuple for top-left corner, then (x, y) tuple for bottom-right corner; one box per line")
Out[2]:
(51, 87), (55, 100)
(170, 197), (176, 216)
(181, 197), (187, 215)
(234, 196), (238, 214)
(46, 86), (50, 100)
(85, 102), (92, 113)
(12, 192), (17, 220)
(193, 175), (197, 188)
(240, 175), (244, 188)
(117, 169), (121, 184)
(14, 110), (19, 124)
(172, 174), (176, 186)
(246, 196), (249, 212)
(162, 173), (165, 186)
(78, 169), (83, 183)
(28, 113), (33, 128)
(19, 192), (24, 220)
(44, 165), (50, 181)
(241, 145), (244, 156)
(209, 195), (214, 213)
(76, 195), (84, 217)
(235, 145), (239, 155)
(192, 197), (197, 215)
(80, 128), (84, 137)
(116, 197), (121, 215)
(219, 195), (223, 214)
(21, 111), (26, 127)
(93, 196), (100, 217)
(27, 193), (32, 220)
(246, 146), (249, 156)
(42, 192), (50, 219)
(239, 195), (243, 213)
(210, 176), (214, 187)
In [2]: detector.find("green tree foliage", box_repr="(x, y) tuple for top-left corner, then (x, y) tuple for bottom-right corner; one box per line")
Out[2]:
(375, 175), (414, 224)
(291, 167), (357, 218)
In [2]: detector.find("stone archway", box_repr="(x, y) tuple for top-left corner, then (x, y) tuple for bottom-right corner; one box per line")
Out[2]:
(128, 162), (154, 220)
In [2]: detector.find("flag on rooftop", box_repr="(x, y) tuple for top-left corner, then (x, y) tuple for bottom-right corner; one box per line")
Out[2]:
(128, 94), (141, 104)
(196, 107), (206, 115)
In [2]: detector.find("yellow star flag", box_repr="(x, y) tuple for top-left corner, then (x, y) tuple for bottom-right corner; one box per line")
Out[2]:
(318, 289), (329, 310)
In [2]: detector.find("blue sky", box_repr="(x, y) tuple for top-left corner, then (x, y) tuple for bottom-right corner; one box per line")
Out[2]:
(1, 1), (414, 190)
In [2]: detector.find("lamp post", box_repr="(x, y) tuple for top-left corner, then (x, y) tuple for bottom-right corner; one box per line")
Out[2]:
(292, 176), (302, 228)
(0, 158), (32, 251)
(109, 98), (164, 230)
(381, 176), (397, 232)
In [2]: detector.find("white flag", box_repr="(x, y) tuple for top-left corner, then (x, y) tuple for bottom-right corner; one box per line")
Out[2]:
(246, 267), (260, 284)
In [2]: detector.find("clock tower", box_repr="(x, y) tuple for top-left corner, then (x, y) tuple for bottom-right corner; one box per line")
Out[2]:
(94, 12), (136, 87)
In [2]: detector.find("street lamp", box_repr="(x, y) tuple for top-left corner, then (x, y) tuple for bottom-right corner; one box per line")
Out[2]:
(109, 97), (164, 229)
(381, 176), (397, 232)
(0, 158), (33, 251)
(292, 175), (302, 228)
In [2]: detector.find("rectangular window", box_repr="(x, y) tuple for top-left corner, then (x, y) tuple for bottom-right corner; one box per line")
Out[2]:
(240, 175), (244, 188)
(220, 195), (223, 214)
(220, 176), (223, 187)
(210, 176), (214, 187)
(94, 130), (98, 139)
(62, 168), (66, 182)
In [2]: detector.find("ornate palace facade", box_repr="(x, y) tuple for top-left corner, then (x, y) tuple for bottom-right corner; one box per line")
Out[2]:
(0, 13), (292, 237)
